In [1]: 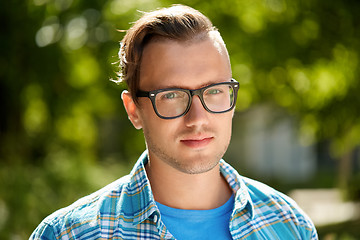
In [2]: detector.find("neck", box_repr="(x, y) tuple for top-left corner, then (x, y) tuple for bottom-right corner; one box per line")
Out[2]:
(145, 156), (232, 210)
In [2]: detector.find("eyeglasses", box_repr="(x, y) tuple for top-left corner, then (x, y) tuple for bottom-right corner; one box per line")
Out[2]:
(136, 79), (239, 119)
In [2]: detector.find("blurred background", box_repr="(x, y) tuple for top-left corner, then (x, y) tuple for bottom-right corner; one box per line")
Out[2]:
(1, 0), (360, 239)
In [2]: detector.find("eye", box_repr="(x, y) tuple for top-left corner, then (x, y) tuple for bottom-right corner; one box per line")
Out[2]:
(163, 92), (177, 99)
(160, 91), (186, 100)
(206, 88), (223, 95)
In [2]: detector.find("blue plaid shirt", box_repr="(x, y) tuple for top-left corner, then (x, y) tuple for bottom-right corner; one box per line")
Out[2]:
(30, 150), (318, 239)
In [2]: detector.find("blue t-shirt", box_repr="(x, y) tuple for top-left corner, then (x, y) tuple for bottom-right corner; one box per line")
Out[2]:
(156, 195), (234, 240)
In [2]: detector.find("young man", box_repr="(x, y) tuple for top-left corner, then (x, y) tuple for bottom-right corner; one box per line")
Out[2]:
(31, 5), (318, 239)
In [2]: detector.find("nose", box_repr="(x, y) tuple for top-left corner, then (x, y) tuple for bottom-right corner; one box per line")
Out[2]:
(184, 95), (209, 128)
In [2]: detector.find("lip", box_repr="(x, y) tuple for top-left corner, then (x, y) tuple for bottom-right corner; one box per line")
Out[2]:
(180, 136), (214, 148)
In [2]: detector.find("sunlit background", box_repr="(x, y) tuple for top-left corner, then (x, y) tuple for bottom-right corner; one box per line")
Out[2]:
(1, 0), (360, 239)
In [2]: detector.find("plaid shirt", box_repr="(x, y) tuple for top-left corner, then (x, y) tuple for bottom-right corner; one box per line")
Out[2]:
(30, 150), (318, 239)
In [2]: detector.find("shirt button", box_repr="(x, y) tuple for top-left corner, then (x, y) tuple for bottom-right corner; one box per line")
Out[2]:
(153, 214), (158, 223)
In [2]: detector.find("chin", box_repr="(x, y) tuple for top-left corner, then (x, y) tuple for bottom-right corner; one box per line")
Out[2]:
(174, 155), (220, 174)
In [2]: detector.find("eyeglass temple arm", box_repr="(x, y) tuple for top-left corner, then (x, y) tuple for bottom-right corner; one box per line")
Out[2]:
(136, 90), (151, 97)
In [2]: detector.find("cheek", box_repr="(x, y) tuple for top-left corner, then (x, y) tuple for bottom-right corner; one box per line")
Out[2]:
(220, 122), (233, 156)
(141, 114), (178, 143)
(218, 114), (233, 139)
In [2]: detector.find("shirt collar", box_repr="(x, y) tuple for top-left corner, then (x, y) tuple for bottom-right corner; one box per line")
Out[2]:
(126, 150), (254, 225)
(219, 159), (254, 219)
(127, 150), (159, 225)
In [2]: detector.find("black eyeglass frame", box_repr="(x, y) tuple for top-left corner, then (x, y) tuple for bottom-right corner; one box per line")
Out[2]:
(135, 78), (239, 119)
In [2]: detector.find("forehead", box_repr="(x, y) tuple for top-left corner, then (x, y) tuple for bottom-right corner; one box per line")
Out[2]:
(139, 37), (231, 91)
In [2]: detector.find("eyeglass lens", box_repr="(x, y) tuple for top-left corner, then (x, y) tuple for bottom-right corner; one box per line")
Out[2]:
(155, 84), (235, 118)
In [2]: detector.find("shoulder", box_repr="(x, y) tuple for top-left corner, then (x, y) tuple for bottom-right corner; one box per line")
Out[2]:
(241, 176), (318, 239)
(30, 175), (132, 239)
(242, 176), (305, 217)
(242, 176), (294, 204)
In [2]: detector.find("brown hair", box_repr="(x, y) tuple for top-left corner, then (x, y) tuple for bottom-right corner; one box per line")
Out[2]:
(116, 5), (220, 103)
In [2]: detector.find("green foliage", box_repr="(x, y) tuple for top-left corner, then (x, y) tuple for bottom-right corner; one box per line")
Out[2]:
(1, 0), (360, 238)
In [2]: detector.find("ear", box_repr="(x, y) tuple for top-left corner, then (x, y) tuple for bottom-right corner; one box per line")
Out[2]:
(121, 90), (143, 130)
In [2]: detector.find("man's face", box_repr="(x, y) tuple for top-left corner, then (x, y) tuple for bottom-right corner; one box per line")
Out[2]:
(130, 37), (233, 174)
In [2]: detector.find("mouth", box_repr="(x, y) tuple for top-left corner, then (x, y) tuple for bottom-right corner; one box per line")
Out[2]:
(180, 136), (214, 148)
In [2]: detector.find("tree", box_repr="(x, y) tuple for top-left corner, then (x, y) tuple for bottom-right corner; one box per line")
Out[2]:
(0, 0), (359, 238)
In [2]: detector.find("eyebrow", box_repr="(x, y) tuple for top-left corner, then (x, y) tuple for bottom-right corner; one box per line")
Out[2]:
(152, 79), (230, 91)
